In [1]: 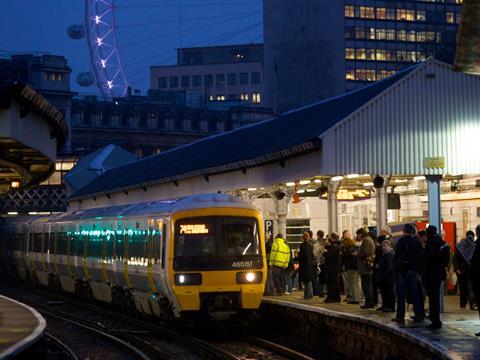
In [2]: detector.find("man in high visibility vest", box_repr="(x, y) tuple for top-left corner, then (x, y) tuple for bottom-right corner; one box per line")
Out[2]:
(269, 233), (291, 295)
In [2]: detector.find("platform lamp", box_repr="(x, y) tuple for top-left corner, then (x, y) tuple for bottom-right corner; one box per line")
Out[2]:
(10, 180), (20, 189)
(274, 190), (286, 200)
(373, 175), (385, 189)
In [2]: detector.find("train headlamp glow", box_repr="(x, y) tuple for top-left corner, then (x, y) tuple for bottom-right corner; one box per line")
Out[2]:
(245, 272), (256, 282)
(174, 273), (202, 286)
(236, 271), (263, 284)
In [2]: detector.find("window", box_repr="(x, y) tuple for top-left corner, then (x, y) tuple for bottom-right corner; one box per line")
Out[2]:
(286, 219), (310, 249)
(216, 74), (225, 86)
(181, 75), (190, 87)
(169, 76), (179, 88)
(204, 74), (213, 86)
(193, 75), (202, 87)
(240, 93), (249, 101)
(239, 72), (249, 84)
(345, 48), (355, 60)
(345, 5), (354, 17)
(417, 10), (426, 21)
(345, 69), (355, 80)
(158, 77), (167, 88)
(216, 95), (226, 101)
(227, 73), (237, 85)
(446, 12), (455, 23)
(252, 92), (261, 104)
(251, 72), (261, 84)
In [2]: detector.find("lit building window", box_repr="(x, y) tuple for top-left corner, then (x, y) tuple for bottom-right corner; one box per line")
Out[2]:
(240, 93), (249, 101)
(251, 92), (261, 104)
(446, 12), (455, 24)
(344, 5), (354, 17)
(345, 48), (355, 60)
(216, 95), (226, 101)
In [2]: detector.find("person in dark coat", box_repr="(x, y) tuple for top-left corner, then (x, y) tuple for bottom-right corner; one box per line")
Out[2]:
(470, 225), (480, 336)
(324, 232), (342, 303)
(299, 231), (314, 299)
(453, 231), (476, 309)
(264, 235), (275, 295)
(376, 240), (395, 312)
(423, 225), (450, 329)
(393, 223), (424, 326)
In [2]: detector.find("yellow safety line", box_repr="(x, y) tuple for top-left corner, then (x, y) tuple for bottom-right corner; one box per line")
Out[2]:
(82, 235), (90, 279)
(53, 233), (59, 274)
(123, 232), (132, 289)
(66, 235), (73, 277)
(101, 231), (109, 283)
(147, 226), (158, 293)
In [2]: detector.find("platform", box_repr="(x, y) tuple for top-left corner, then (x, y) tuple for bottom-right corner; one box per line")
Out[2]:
(0, 295), (46, 359)
(263, 292), (480, 360)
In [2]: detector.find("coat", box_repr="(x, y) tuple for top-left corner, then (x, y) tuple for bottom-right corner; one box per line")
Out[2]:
(269, 237), (291, 269)
(299, 240), (314, 282)
(376, 251), (395, 285)
(393, 235), (423, 274)
(471, 239), (480, 292)
(357, 236), (376, 275)
(423, 234), (448, 286)
(342, 244), (358, 271)
(325, 240), (342, 276)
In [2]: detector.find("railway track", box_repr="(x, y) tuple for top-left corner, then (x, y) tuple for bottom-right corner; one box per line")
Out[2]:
(3, 282), (314, 360)
(43, 331), (80, 360)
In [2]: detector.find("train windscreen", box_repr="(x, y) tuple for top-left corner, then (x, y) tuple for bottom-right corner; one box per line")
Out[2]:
(174, 216), (262, 270)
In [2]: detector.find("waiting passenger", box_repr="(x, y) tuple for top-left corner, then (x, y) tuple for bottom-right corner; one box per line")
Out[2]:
(324, 232), (342, 303)
(453, 231), (476, 310)
(356, 228), (376, 309)
(470, 225), (480, 336)
(268, 234), (291, 295)
(342, 235), (361, 304)
(376, 240), (395, 312)
(299, 231), (315, 299)
(393, 224), (424, 327)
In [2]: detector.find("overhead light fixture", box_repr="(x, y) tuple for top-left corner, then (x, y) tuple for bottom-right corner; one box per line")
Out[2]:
(10, 180), (20, 189)
(7, 212), (18, 215)
(285, 182), (296, 187)
(314, 179), (322, 183)
(299, 180), (311, 185)
(297, 189), (305, 194)
(346, 174), (360, 179)
(395, 179), (408, 183)
(247, 188), (257, 191)
(414, 176), (426, 181)
(28, 212), (38, 215)
(306, 189), (316, 192)
(331, 176), (344, 182)
(362, 174), (370, 177)
(363, 182), (374, 187)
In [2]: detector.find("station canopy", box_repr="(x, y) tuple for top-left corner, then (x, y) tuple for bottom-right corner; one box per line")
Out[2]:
(69, 60), (480, 201)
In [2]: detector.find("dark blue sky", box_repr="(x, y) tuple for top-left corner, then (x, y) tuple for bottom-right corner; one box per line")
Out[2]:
(0, 1), (262, 94)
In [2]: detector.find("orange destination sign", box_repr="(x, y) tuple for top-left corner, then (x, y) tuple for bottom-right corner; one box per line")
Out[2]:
(180, 224), (209, 234)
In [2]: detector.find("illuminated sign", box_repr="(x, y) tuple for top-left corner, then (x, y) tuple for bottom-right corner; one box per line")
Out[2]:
(424, 157), (445, 169)
(321, 189), (371, 201)
(180, 224), (209, 234)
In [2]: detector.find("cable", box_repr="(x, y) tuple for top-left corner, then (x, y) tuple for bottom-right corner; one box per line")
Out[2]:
(117, 11), (260, 29)
(119, 13), (259, 48)
(115, 2), (262, 9)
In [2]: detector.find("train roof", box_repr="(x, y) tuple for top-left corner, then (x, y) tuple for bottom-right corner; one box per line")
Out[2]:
(22, 193), (258, 226)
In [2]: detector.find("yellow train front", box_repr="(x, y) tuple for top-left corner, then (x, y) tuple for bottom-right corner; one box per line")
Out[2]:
(168, 199), (266, 320)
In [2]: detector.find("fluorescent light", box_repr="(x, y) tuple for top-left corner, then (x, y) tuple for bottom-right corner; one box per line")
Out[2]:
(362, 174), (370, 177)
(331, 176), (344, 182)
(306, 189), (316, 192)
(297, 189), (305, 194)
(28, 212), (38, 215)
(363, 182), (374, 187)
(414, 176), (426, 181)
(10, 180), (20, 188)
(299, 180), (311, 185)
(395, 179), (408, 183)
(346, 174), (360, 179)
(314, 179), (322, 183)
(7, 212), (18, 215)
(247, 188), (257, 191)
(286, 182), (296, 187)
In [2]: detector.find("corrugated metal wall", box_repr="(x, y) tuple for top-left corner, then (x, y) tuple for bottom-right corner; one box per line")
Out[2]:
(321, 61), (480, 176)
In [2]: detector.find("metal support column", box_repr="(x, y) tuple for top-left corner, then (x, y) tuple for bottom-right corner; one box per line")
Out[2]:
(427, 175), (442, 230)
(274, 195), (291, 238)
(327, 181), (340, 234)
(375, 178), (390, 235)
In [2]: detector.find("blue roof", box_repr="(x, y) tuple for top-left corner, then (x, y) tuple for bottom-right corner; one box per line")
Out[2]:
(70, 64), (418, 200)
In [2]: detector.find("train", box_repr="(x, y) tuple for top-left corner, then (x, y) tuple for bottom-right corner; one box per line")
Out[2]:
(0, 193), (267, 321)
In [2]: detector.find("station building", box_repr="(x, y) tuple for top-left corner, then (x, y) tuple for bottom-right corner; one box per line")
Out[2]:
(68, 59), (480, 248)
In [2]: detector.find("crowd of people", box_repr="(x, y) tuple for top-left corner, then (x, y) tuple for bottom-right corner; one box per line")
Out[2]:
(265, 223), (480, 333)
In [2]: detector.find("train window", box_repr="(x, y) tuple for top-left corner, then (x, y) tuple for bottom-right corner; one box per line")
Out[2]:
(105, 228), (115, 261)
(33, 233), (43, 253)
(175, 218), (216, 257)
(56, 232), (69, 255)
(129, 227), (148, 265)
(174, 217), (260, 258)
(73, 231), (84, 257)
(116, 225), (125, 261)
(87, 227), (103, 259)
(220, 217), (260, 256)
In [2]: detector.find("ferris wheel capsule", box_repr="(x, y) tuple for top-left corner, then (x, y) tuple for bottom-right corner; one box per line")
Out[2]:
(67, 24), (85, 40)
(76, 72), (95, 87)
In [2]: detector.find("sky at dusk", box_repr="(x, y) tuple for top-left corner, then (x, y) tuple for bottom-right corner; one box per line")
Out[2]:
(0, 1), (262, 95)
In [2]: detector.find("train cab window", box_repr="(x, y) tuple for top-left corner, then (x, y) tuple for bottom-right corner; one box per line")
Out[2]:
(175, 218), (216, 257)
(220, 217), (260, 256)
(174, 217), (260, 258)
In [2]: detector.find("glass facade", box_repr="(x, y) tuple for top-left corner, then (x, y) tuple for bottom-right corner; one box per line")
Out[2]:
(344, 0), (462, 90)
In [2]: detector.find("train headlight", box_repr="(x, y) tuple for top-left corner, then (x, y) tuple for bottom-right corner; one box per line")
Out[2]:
(236, 271), (263, 284)
(174, 273), (202, 286)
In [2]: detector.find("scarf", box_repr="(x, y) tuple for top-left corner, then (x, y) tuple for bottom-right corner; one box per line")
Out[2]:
(457, 235), (476, 263)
